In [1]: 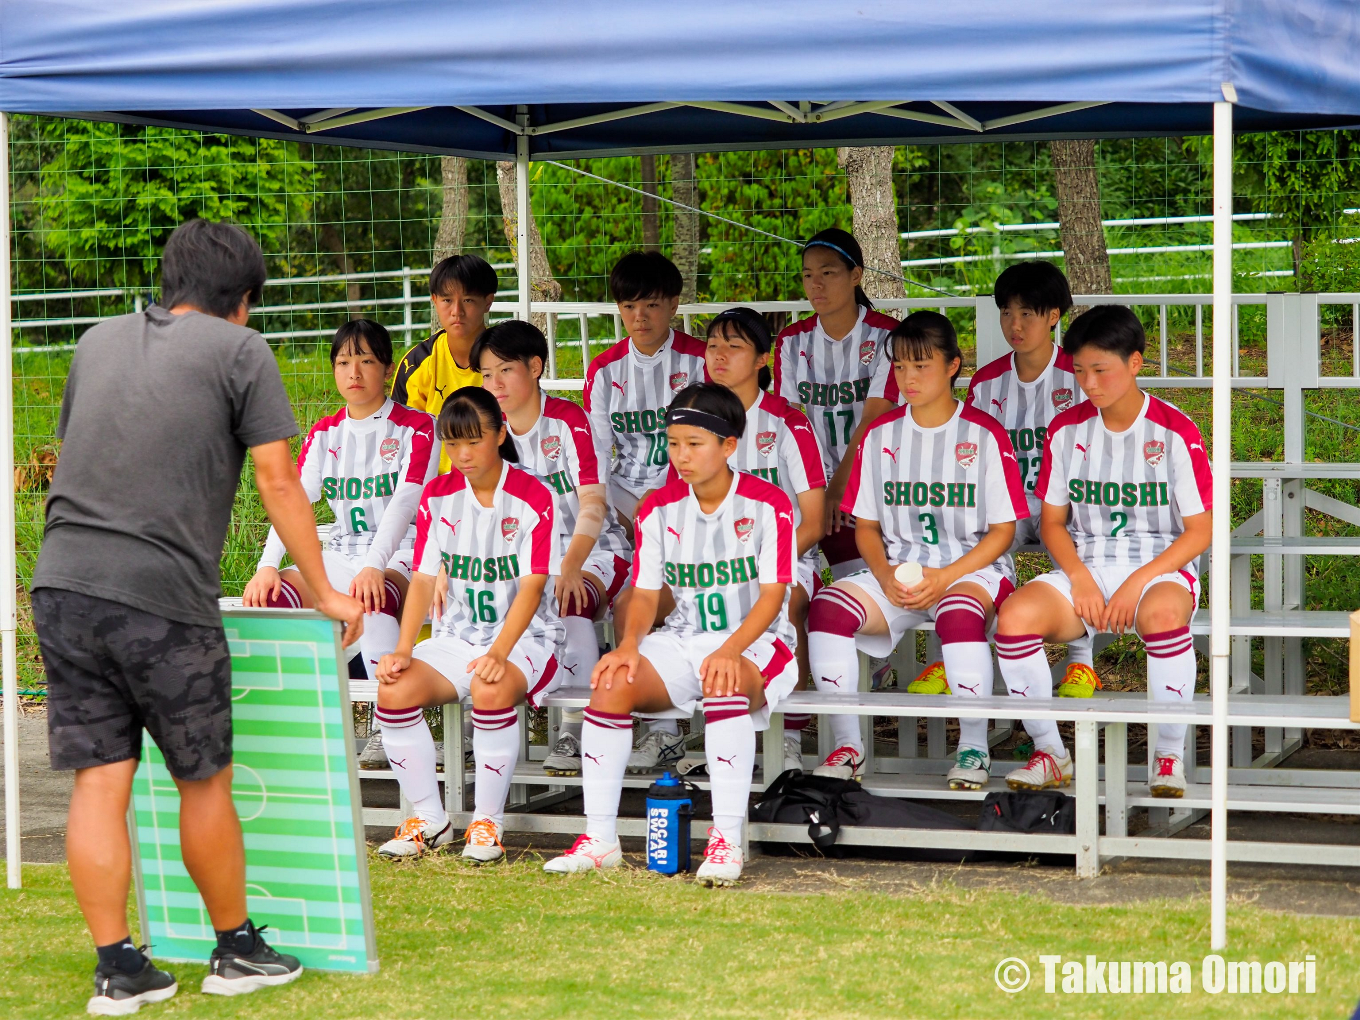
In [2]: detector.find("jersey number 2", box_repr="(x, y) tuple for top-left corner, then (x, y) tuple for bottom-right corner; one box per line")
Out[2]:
(1110, 511), (1128, 538)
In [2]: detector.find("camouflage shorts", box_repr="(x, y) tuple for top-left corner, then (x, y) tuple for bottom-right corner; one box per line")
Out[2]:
(32, 587), (232, 781)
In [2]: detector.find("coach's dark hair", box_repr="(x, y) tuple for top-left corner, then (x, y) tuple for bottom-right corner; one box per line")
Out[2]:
(1062, 304), (1146, 361)
(609, 250), (683, 303)
(706, 306), (774, 391)
(330, 319), (394, 367)
(669, 383), (746, 440)
(436, 386), (518, 462)
(429, 254), (498, 299)
(803, 227), (873, 310)
(888, 311), (964, 387)
(471, 319), (548, 383)
(159, 219), (267, 319)
(993, 260), (1073, 318)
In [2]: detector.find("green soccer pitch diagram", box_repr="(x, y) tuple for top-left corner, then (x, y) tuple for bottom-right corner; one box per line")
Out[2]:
(130, 609), (378, 974)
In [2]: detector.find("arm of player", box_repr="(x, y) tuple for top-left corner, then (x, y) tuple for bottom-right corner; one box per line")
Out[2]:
(903, 522), (1016, 611)
(556, 482), (606, 614)
(1039, 500), (1106, 629)
(251, 438), (363, 643)
(825, 396), (893, 531)
(593, 500), (663, 689)
(246, 425), (325, 605)
(699, 582), (788, 698)
(856, 518), (911, 609)
(1101, 510), (1210, 633)
(795, 488), (826, 557)
(467, 574), (548, 685)
(375, 569), (436, 682)
(355, 424), (436, 611)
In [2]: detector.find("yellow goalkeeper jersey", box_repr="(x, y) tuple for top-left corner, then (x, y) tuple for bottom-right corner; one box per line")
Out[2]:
(391, 329), (482, 473)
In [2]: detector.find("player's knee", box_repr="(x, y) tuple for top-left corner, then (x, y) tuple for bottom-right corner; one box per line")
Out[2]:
(470, 679), (519, 712)
(376, 678), (419, 711)
(588, 669), (635, 714)
(995, 590), (1045, 636)
(1136, 602), (1189, 637)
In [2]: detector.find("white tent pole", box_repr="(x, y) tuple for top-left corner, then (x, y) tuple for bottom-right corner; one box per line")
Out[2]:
(0, 111), (20, 890)
(1209, 93), (1234, 951)
(515, 106), (531, 323)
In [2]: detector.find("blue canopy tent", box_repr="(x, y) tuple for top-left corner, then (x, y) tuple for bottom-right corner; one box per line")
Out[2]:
(4, 0), (1360, 949)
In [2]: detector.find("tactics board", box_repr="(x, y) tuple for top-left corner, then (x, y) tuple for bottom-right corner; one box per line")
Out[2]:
(130, 608), (378, 973)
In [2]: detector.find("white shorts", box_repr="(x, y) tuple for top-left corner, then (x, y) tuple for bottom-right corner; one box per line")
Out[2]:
(581, 549), (630, 606)
(1009, 515), (1041, 552)
(411, 633), (562, 709)
(321, 546), (414, 589)
(1033, 564), (1201, 637)
(838, 565), (1016, 658)
(796, 556), (821, 602)
(609, 479), (644, 527)
(636, 629), (799, 732)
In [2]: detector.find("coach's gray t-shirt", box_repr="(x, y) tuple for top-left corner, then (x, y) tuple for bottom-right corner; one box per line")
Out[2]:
(33, 306), (298, 627)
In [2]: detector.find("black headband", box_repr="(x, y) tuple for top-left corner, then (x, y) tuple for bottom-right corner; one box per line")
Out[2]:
(668, 406), (739, 439)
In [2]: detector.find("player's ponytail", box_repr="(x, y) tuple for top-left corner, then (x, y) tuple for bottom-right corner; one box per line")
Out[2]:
(888, 311), (963, 388)
(803, 228), (873, 310)
(706, 306), (774, 391)
(436, 386), (519, 463)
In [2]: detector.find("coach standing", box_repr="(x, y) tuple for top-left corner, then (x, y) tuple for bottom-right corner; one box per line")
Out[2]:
(30, 220), (364, 1014)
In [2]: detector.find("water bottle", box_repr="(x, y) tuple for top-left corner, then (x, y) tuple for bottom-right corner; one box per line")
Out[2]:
(645, 772), (693, 874)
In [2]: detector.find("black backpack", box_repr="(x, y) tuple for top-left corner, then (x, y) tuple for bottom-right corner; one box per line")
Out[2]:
(977, 790), (1076, 834)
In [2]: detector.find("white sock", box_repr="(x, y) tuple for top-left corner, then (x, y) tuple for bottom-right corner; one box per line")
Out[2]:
(376, 705), (447, 830)
(1067, 632), (1094, 669)
(995, 633), (1066, 756)
(941, 638), (994, 754)
(807, 597), (865, 753)
(703, 696), (755, 846)
(1144, 627), (1195, 757)
(358, 611), (401, 681)
(560, 616), (599, 689)
(647, 718), (679, 737)
(471, 707), (520, 827)
(581, 708), (633, 843)
(560, 709), (583, 740)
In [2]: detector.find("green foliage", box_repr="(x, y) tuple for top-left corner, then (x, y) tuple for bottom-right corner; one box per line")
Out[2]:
(1235, 130), (1360, 241)
(1300, 232), (1360, 292)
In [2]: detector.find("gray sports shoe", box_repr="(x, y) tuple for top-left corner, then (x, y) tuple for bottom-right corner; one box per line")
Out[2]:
(627, 729), (686, 774)
(542, 732), (582, 776)
(357, 731), (388, 769)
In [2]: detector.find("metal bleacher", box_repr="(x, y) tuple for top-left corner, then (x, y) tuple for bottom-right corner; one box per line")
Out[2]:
(351, 292), (1360, 874)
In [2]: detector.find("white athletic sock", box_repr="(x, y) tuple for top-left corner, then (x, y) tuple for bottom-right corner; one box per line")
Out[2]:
(936, 594), (994, 755)
(1066, 632), (1095, 669)
(581, 708), (633, 843)
(995, 633), (1066, 756)
(647, 718), (679, 737)
(358, 611), (401, 681)
(471, 707), (520, 827)
(703, 696), (755, 846)
(559, 709), (583, 740)
(376, 705), (447, 830)
(807, 588), (866, 754)
(560, 616), (599, 689)
(1144, 626), (1195, 757)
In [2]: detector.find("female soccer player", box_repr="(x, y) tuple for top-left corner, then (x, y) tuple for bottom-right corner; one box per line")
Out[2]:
(374, 387), (565, 861)
(473, 320), (632, 776)
(806, 312), (1029, 789)
(543, 384), (798, 886)
(702, 307), (826, 771)
(773, 228), (898, 576)
(244, 319), (437, 681)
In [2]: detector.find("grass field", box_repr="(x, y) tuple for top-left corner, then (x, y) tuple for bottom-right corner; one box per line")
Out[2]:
(2, 859), (1358, 1019)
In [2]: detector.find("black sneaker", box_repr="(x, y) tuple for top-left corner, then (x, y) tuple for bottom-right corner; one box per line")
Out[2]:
(87, 951), (177, 1015)
(200, 926), (303, 996)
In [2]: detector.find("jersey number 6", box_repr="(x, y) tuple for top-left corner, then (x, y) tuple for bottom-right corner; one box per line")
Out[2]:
(350, 506), (368, 532)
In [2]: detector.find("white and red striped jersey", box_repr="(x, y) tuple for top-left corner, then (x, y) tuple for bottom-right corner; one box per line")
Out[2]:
(1036, 393), (1212, 570)
(584, 329), (709, 498)
(966, 345), (1082, 513)
(773, 306), (899, 477)
(259, 399), (437, 571)
(507, 394), (632, 562)
(844, 401), (1029, 573)
(413, 462), (565, 649)
(632, 472), (797, 648)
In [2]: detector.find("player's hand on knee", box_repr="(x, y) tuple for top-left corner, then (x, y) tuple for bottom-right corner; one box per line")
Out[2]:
(1102, 580), (1142, 634)
(243, 566), (281, 608)
(350, 566), (387, 614)
(555, 567), (589, 617)
(377, 652), (410, 683)
(1070, 573), (1106, 630)
(699, 644), (743, 697)
(468, 651), (507, 685)
(592, 646), (639, 689)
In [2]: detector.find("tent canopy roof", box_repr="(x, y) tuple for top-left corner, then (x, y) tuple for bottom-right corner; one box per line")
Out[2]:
(2, 0), (1359, 157)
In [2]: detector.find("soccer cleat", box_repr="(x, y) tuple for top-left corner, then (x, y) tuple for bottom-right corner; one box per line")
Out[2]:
(542, 833), (623, 874)
(377, 816), (454, 858)
(1150, 754), (1186, 798)
(357, 731), (388, 769)
(946, 747), (991, 790)
(626, 729), (686, 774)
(695, 829), (743, 887)
(782, 733), (804, 773)
(461, 817), (505, 863)
(87, 952), (177, 1016)
(906, 661), (950, 695)
(1056, 662), (1102, 698)
(1006, 746), (1074, 791)
(812, 744), (864, 780)
(201, 927), (302, 996)
(542, 732), (582, 776)
(869, 656), (894, 690)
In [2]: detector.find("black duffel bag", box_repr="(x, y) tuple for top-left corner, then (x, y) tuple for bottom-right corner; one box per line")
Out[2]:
(977, 789), (1075, 834)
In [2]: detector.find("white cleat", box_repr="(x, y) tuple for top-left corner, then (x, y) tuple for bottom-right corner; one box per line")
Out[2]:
(946, 747), (991, 790)
(782, 733), (804, 773)
(461, 817), (505, 862)
(627, 729), (686, 774)
(695, 829), (743, 887)
(812, 744), (864, 780)
(543, 834), (623, 874)
(1005, 746), (1073, 791)
(357, 731), (388, 769)
(542, 732), (582, 776)
(1150, 754), (1186, 798)
(377, 816), (453, 858)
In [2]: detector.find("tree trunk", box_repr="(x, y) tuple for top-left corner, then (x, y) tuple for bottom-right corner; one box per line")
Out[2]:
(1050, 139), (1111, 306)
(837, 146), (904, 301)
(671, 152), (700, 305)
(640, 154), (660, 251)
(432, 156), (468, 264)
(496, 161), (562, 331)
(318, 223), (362, 318)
